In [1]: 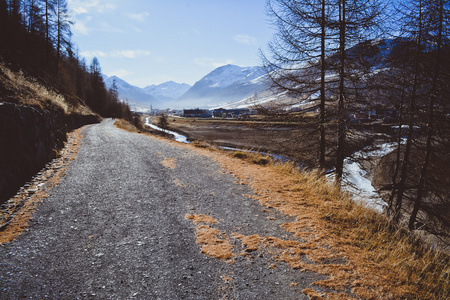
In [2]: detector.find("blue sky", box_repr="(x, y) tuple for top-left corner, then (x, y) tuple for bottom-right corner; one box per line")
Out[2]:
(68, 0), (275, 87)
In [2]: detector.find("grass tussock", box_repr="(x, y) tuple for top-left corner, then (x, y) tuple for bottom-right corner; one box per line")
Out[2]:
(114, 119), (142, 133)
(191, 140), (212, 149)
(231, 150), (271, 166)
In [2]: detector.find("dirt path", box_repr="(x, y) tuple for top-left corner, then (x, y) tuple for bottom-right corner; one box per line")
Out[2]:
(0, 119), (325, 299)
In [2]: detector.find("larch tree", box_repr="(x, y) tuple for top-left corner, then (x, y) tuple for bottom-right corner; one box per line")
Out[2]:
(262, 0), (384, 181)
(44, 0), (56, 62)
(333, 0), (383, 182)
(386, 0), (449, 231)
(261, 0), (338, 170)
(407, 0), (449, 230)
(54, 0), (72, 65)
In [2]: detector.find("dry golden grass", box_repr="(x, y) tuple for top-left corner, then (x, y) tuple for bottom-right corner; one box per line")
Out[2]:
(185, 214), (218, 224)
(196, 225), (235, 260)
(0, 129), (83, 244)
(185, 215), (234, 261)
(185, 145), (450, 299)
(191, 140), (212, 149)
(0, 63), (95, 116)
(161, 158), (176, 169)
(231, 150), (271, 166)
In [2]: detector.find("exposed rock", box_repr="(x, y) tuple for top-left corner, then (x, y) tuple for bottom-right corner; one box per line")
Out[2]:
(372, 150), (401, 190)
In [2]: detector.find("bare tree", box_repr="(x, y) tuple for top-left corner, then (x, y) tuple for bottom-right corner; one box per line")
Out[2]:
(333, 0), (383, 182)
(262, 0), (338, 170)
(54, 0), (72, 65)
(408, 0), (449, 230)
(262, 0), (384, 181)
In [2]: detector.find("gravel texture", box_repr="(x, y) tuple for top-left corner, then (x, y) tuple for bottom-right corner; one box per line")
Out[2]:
(0, 119), (324, 299)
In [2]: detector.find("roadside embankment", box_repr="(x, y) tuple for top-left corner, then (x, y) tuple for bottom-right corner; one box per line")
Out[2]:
(0, 64), (100, 205)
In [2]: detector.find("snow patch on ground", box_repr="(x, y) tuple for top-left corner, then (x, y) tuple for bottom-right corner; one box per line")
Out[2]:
(341, 140), (405, 212)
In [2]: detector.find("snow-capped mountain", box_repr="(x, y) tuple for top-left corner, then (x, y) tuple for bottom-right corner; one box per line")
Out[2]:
(104, 76), (157, 106)
(143, 81), (191, 101)
(206, 39), (402, 111)
(175, 64), (268, 108)
(104, 64), (268, 110)
(103, 76), (191, 110)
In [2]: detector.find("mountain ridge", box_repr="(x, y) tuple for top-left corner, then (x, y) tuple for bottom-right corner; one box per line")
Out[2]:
(103, 76), (191, 110)
(104, 64), (268, 110)
(176, 64), (267, 109)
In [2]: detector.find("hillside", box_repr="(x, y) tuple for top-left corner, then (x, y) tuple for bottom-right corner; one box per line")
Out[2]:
(104, 75), (158, 109)
(0, 0), (141, 205)
(0, 62), (101, 205)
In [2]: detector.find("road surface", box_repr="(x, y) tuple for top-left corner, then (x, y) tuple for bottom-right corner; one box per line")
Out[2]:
(0, 119), (323, 299)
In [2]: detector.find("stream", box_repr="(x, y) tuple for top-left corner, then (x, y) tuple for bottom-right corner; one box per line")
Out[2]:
(341, 142), (402, 212)
(144, 118), (189, 143)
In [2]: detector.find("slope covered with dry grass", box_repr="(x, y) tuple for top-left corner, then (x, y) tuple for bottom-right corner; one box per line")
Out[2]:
(0, 62), (96, 117)
(184, 142), (449, 299)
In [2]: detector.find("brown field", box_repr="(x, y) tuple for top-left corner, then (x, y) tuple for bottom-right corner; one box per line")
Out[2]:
(150, 116), (328, 167)
(149, 116), (380, 170)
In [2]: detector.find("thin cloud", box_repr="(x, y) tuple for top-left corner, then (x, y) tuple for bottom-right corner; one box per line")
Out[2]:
(153, 55), (167, 63)
(68, 0), (116, 15)
(80, 50), (107, 58)
(127, 12), (150, 22)
(234, 34), (258, 45)
(194, 58), (234, 68)
(110, 50), (151, 58)
(105, 69), (132, 78)
(72, 16), (92, 35)
(81, 50), (151, 59)
(98, 21), (125, 34)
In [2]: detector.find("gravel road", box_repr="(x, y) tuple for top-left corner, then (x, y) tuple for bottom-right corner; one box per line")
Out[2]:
(0, 119), (324, 299)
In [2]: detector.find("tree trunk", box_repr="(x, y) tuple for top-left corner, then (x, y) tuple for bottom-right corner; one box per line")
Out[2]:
(388, 68), (407, 216)
(336, 0), (346, 183)
(408, 0), (443, 230)
(319, 0), (326, 170)
(394, 0), (423, 223)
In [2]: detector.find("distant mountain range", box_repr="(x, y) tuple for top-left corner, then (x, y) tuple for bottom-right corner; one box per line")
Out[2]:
(103, 76), (190, 111)
(103, 64), (268, 111)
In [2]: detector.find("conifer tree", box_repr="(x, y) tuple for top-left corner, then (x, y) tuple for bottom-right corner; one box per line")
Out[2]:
(263, 0), (383, 181)
(54, 0), (72, 65)
(262, 0), (339, 170)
